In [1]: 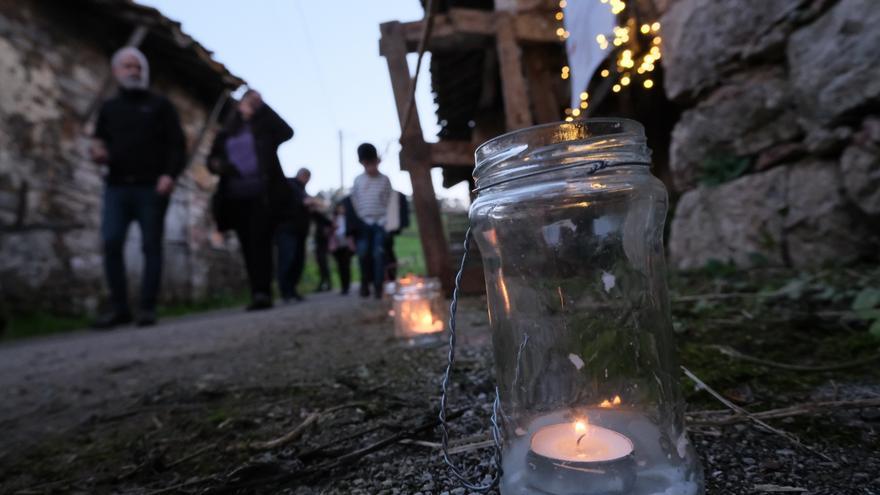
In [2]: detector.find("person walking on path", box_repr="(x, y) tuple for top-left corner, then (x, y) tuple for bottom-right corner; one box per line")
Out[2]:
(90, 46), (186, 329)
(350, 143), (392, 299)
(311, 206), (333, 292)
(329, 202), (356, 295)
(276, 168), (313, 303)
(208, 89), (294, 311)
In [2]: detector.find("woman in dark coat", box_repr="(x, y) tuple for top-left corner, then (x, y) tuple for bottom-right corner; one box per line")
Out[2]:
(208, 90), (293, 310)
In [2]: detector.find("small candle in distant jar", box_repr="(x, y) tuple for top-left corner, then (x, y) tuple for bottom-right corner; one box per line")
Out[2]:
(530, 419), (634, 463)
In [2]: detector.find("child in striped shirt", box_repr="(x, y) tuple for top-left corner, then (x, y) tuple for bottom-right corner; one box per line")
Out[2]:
(351, 143), (392, 298)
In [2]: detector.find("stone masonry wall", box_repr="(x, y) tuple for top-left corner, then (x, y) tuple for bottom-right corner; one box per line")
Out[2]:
(0, 4), (244, 315)
(659, 0), (880, 269)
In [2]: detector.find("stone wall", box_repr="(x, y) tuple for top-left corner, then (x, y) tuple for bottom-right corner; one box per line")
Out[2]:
(0, 4), (244, 315)
(660, 0), (880, 269)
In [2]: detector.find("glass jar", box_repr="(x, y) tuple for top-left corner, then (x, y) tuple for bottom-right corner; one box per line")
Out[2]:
(469, 119), (703, 494)
(392, 276), (446, 346)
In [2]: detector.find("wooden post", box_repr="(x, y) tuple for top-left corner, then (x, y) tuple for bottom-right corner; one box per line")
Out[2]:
(495, 13), (533, 130)
(523, 47), (562, 124)
(380, 21), (454, 294)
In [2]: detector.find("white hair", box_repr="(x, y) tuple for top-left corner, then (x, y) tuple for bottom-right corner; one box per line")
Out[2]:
(111, 46), (150, 89)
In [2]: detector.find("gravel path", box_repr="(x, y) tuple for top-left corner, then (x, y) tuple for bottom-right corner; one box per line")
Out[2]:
(0, 291), (399, 453)
(1, 285), (878, 495)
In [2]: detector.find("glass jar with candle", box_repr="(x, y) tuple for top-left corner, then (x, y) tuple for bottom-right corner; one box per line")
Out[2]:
(469, 119), (703, 494)
(393, 276), (446, 345)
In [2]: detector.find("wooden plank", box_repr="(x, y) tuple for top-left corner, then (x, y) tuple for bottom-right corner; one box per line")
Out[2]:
(513, 11), (560, 44)
(430, 140), (476, 167)
(523, 46), (562, 124)
(496, 13), (533, 130)
(379, 21), (454, 294)
(388, 9), (558, 54)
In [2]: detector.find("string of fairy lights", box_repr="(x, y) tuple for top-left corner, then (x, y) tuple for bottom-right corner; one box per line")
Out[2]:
(555, 0), (663, 122)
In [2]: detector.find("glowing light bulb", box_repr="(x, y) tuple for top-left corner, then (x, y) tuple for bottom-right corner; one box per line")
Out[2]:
(580, 101), (588, 109)
(651, 22), (661, 32)
(600, 69), (610, 77)
(571, 108), (581, 117)
(643, 79), (654, 88)
(579, 91), (589, 100)
(640, 24), (650, 34)
(555, 11), (564, 20)
(612, 84), (621, 93)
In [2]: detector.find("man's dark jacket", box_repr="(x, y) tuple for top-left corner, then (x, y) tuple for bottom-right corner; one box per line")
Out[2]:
(207, 103), (294, 231)
(283, 178), (310, 235)
(94, 88), (186, 184)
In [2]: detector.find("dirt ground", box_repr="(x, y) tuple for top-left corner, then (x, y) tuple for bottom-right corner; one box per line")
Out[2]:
(1, 267), (879, 495)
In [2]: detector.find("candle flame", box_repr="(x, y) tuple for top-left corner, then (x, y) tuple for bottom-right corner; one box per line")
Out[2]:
(574, 419), (588, 433)
(398, 300), (443, 334)
(599, 395), (622, 408)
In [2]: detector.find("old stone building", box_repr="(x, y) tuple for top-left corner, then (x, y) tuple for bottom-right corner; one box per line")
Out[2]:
(661, 0), (880, 269)
(0, 0), (246, 315)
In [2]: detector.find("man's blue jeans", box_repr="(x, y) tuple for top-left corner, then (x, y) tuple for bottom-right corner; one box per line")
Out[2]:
(101, 185), (169, 314)
(356, 223), (386, 294)
(276, 222), (308, 299)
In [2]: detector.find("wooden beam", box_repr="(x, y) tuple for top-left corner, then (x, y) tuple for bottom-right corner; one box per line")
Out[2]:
(385, 8), (559, 55)
(379, 21), (454, 294)
(523, 46), (562, 124)
(496, 13), (533, 130)
(430, 140), (477, 167)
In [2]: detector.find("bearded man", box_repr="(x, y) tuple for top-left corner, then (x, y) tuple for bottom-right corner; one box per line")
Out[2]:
(90, 46), (186, 328)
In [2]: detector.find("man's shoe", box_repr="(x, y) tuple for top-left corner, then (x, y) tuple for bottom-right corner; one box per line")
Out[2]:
(246, 293), (273, 311)
(136, 311), (157, 327)
(92, 311), (133, 330)
(359, 286), (370, 298)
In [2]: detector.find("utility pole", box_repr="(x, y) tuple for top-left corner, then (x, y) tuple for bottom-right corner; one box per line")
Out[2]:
(338, 130), (344, 191)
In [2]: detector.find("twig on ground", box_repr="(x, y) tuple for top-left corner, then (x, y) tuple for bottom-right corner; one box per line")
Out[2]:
(447, 438), (496, 455)
(244, 401), (369, 451)
(681, 366), (833, 462)
(674, 292), (765, 302)
(753, 484), (807, 492)
(210, 409), (466, 493)
(143, 476), (216, 495)
(706, 345), (880, 372)
(398, 439), (442, 448)
(687, 398), (880, 425)
(166, 443), (216, 469)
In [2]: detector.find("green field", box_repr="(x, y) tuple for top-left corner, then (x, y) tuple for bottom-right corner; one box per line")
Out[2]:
(297, 222), (426, 292)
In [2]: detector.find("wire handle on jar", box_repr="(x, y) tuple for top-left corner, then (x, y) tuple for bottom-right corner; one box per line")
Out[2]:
(439, 226), (503, 492)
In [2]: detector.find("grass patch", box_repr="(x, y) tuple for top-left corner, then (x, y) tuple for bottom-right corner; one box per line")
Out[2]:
(2, 313), (92, 342)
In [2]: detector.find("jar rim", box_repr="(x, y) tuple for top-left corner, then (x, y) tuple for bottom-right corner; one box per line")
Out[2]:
(473, 118), (649, 191)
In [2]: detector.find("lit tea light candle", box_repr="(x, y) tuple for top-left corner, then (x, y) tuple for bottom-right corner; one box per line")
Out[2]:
(527, 418), (636, 494)
(531, 419), (633, 463)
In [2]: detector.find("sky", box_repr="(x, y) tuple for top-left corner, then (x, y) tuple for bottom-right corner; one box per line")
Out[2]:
(138, 0), (471, 203)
